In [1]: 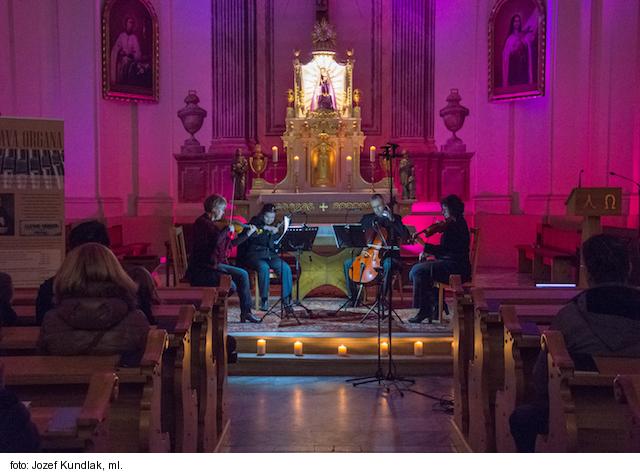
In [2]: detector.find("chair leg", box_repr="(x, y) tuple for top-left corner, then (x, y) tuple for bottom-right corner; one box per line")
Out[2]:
(437, 285), (444, 323)
(253, 272), (260, 311)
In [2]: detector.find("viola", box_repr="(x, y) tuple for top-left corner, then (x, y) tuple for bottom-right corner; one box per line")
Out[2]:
(348, 223), (388, 284)
(411, 219), (449, 244)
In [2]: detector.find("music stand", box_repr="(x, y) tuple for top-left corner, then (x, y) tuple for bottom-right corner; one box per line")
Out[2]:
(279, 225), (318, 318)
(333, 224), (370, 313)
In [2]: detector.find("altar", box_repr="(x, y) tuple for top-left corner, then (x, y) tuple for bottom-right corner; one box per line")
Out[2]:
(247, 25), (394, 222)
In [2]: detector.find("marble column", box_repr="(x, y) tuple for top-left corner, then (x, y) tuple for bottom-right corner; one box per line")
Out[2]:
(209, 0), (257, 157)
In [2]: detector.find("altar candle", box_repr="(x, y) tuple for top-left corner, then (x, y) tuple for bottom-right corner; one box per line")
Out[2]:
(294, 155), (300, 173)
(380, 341), (389, 357)
(369, 146), (376, 162)
(414, 341), (424, 357)
(338, 344), (348, 356)
(257, 339), (266, 356)
(272, 146), (278, 163)
(294, 340), (303, 356)
(346, 155), (352, 176)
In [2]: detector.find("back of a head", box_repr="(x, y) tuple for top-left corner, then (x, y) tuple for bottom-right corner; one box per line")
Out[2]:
(583, 234), (630, 286)
(68, 220), (110, 250)
(126, 265), (160, 305)
(54, 243), (137, 299)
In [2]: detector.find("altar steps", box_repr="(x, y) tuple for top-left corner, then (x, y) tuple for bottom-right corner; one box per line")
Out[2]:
(228, 331), (453, 376)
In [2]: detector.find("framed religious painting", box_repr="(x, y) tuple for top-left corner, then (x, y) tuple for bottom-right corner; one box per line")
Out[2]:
(488, 0), (546, 101)
(102, 0), (159, 102)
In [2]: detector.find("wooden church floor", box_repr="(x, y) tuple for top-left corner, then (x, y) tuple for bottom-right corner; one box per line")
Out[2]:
(220, 376), (462, 453)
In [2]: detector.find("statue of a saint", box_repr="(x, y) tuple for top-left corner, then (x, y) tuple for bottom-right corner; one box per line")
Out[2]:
(231, 149), (249, 200)
(311, 68), (336, 111)
(249, 143), (267, 178)
(399, 150), (416, 200)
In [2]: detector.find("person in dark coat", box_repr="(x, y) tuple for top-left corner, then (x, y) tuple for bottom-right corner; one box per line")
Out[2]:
(38, 243), (149, 356)
(237, 204), (293, 312)
(408, 194), (471, 323)
(0, 272), (17, 327)
(509, 234), (640, 452)
(0, 364), (40, 452)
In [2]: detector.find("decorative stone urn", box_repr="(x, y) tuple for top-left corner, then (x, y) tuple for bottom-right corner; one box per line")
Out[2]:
(439, 88), (469, 153)
(177, 90), (207, 154)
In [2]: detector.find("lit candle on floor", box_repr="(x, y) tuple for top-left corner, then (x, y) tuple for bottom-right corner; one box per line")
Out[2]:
(294, 340), (303, 356)
(272, 146), (278, 163)
(369, 145), (376, 162)
(257, 339), (266, 356)
(380, 342), (389, 357)
(414, 341), (424, 357)
(338, 344), (348, 356)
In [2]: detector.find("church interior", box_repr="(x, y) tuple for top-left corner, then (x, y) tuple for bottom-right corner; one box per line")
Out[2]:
(1, 0), (640, 457)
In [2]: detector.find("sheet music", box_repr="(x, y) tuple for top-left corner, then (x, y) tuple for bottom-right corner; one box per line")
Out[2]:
(275, 214), (291, 245)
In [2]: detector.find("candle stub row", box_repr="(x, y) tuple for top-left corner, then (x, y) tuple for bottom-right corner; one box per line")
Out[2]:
(255, 340), (425, 357)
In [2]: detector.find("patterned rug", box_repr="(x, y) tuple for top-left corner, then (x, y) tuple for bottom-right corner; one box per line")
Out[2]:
(227, 297), (452, 334)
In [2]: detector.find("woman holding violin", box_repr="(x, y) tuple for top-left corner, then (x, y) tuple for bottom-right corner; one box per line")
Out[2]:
(408, 194), (471, 323)
(185, 193), (261, 323)
(237, 204), (293, 312)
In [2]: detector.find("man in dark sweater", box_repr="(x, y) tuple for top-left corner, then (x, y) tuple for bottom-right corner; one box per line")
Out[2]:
(509, 234), (640, 452)
(237, 204), (293, 312)
(408, 194), (471, 323)
(342, 193), (411, 305)
(185, 194), (260, 323)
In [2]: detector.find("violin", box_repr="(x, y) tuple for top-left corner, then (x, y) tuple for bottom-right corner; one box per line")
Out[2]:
(214, 218), (263, 235)
(411, 219), (449, 244)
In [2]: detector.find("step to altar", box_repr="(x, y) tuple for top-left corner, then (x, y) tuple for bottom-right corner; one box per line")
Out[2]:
(228, 331), (452, 376)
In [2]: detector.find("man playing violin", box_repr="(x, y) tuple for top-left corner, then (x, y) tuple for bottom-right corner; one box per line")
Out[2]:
(237, 204), (293, 312)
(343, 193), (411, 305)
(408, 194), (471, 323)
(186, 193), (261, 323)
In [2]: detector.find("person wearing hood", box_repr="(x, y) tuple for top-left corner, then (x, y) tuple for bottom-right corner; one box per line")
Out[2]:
(510, 233), (640, 452)
(38, 243), (149, 356)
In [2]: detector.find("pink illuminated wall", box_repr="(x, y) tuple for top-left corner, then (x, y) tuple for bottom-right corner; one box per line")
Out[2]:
(1, 0), (639, 266)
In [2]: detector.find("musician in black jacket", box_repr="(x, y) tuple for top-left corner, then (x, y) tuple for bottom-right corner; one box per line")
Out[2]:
(237, 204), (293, 312)
(342, 194), (410, 304)
(408, 194), (471, 323)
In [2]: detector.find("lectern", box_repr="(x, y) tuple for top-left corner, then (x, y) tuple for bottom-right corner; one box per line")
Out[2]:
(565, 187), (622, 287)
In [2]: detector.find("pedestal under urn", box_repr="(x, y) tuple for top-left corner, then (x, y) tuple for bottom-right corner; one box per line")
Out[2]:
(177, 90), (207, 154)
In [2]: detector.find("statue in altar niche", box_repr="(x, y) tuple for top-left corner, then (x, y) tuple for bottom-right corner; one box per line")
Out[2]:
(231, 148), (249, 200)
(311, 136), (336, 187)
(311, 68), (336, 111)
(399, 150), (416, 200)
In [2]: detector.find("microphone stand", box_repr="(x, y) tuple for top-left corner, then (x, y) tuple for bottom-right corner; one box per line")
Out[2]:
(610, 171), (640, 239)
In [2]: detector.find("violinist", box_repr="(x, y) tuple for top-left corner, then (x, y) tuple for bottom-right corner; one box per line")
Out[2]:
(237, 204), (293, 312)
(185, 193), (261, 323)
(408, 194), (471, 323)
(343, 193), (411, 304)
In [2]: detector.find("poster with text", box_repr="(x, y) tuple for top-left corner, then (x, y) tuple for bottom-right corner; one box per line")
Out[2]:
(0, 117), (65, 287)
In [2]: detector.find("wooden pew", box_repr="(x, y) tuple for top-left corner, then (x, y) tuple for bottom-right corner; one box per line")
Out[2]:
(494, 304), (560, 452)
(466, 287), (580, 452)
(613, 375), (640, 452)
(537, 331), (640, 452)
(1, 329), (171, 452)
(0, 364), (118, 452)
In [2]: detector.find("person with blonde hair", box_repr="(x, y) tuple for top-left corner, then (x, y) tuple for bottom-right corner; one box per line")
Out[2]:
(38, 243), (149, 356)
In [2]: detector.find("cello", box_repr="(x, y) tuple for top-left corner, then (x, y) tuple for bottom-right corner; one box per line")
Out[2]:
(348, 221), (389, 285)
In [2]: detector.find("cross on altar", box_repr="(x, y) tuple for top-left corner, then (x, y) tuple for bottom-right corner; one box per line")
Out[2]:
(319, 203), (328, 212)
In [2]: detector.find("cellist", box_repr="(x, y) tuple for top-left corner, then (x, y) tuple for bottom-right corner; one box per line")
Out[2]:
(408, 194), (471, 323)
(342, 193), (411, 304)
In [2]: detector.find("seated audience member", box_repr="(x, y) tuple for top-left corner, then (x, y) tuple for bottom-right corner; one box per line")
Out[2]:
(0, 272), (17, 327)
(38, 243), (149, 356)
(125, 265), (159, 325)
(36, 220), (111, 324)
(0, 365), (40, 452)
(509, 234), (640, 452)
